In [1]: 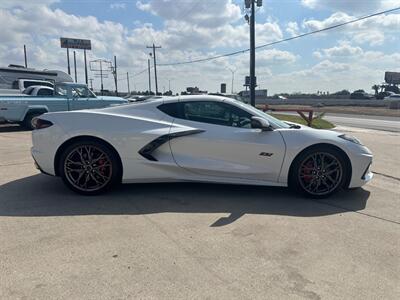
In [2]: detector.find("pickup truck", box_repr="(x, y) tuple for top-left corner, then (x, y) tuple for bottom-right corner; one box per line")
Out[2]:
(0, 82), (128, 129)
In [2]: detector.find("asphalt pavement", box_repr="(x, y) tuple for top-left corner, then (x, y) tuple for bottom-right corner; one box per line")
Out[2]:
(324, 113), (400, 132)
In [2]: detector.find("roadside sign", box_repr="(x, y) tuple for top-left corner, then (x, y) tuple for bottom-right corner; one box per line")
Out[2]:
(244, 76), (256, 87)
(385, 71), (400, 85)
(60, 38), (91, 50)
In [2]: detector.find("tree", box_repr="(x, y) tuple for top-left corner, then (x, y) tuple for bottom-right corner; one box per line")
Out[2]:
(371, 84), (380, 96)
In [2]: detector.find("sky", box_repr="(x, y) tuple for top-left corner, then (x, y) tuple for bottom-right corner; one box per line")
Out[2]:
(0, 0), (399, 94)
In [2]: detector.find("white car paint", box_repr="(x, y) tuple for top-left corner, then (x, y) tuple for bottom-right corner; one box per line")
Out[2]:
(31, 95), (373, 193)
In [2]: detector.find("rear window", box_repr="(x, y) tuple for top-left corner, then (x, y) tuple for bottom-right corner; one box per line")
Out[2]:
(23, 81), (54, 89)
(37, 88), (53, 96)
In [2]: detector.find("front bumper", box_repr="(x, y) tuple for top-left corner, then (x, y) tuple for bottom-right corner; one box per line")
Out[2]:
(348, 152), (373, 188)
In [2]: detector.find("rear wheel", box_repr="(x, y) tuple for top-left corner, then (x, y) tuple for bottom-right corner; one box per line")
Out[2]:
(59, 140), (121, 195)
(290, 147), (349, 198)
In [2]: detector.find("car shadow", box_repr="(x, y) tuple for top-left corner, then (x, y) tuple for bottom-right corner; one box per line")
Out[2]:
(0, 124), (27, 132)
(0, 174), (370, 226)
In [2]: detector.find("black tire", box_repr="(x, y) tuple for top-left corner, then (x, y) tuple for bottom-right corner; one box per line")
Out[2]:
(22, 112), (42, 130)
(59, 140), (121, 195)
(289, 146), (349, 198)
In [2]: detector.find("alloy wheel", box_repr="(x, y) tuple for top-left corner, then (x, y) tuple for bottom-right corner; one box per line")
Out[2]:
(64, 145), (113, 192)
(298, 152), (343, 196)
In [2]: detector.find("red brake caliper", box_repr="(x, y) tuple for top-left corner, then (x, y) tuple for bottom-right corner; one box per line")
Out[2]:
(98, 159), (106, 175)
(302, 160), (314, 183)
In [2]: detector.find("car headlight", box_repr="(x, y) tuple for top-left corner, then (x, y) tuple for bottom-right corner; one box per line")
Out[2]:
(338, 134), (363, 145)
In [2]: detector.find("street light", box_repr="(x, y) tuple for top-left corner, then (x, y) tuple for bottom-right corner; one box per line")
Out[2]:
(227, 67), (237, 94)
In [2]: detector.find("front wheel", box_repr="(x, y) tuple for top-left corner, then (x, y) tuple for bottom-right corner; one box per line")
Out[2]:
(59, 140), (121, 195)
(290, 147), (349, 198)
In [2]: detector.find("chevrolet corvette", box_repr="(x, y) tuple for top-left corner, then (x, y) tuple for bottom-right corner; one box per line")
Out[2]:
(31, 95), (373, 198)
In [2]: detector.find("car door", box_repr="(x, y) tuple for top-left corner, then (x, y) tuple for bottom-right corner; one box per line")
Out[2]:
(168, 100), (286, 182)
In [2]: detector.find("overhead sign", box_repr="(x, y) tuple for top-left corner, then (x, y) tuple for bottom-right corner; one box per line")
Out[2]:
(385, 71), (400, 85)
(60, 38), (91, 50)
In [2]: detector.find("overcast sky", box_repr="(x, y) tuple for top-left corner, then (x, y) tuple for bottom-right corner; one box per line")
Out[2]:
(0, 0), (399, 94)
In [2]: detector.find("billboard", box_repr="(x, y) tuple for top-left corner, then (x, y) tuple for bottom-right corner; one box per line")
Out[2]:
(60, 38), (92, 50)
(385, 72), (400, 84)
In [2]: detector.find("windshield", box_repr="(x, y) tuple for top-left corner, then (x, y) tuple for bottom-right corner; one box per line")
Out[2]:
(232, 100), (291, 129)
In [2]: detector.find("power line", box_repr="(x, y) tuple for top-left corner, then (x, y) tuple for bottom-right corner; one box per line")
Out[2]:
(158, 6), (400, 66)
(117, 67), (151, 81)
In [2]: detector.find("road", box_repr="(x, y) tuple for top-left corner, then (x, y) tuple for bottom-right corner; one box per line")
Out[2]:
(0, 126), (399, 299)
(279, 112), (400, 132)
(324, 113), (400, 132)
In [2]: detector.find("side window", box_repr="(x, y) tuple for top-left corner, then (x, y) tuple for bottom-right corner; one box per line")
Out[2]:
(55, 86), (67, 96)
(37, 89), (53, 96)
(157, 103), (181, 118)
(181, 101), (252, 128)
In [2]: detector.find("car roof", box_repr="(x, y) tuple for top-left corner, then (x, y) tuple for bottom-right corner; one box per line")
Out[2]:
(160, 94), (231, 104)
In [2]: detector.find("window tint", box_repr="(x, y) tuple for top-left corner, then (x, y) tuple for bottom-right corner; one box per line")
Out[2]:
(157, 103), (181, 118)
(37, 88), (53, 96)
(182, 101), (252, 128)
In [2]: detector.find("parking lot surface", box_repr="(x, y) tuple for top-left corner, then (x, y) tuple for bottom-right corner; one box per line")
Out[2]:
(0, 124), (399, 299)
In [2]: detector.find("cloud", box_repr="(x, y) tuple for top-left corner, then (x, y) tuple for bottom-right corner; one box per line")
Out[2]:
(301, 11), (400, 46)
(300, 0), (400, 13)
(286, 21), (300, 37)
(136, 0), (241, 28)
(315, 42), (363, 58)
(110, 3), (127, 10)
(0, 0), (59, 9)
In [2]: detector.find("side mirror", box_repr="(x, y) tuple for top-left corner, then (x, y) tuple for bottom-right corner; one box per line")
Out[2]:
(251, 116), (272, 131)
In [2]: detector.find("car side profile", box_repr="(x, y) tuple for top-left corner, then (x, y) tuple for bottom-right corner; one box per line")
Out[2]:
(31, 95), (373, 198)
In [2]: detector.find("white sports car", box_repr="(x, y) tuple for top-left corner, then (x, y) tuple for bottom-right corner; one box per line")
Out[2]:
(31, 95), (373, 198)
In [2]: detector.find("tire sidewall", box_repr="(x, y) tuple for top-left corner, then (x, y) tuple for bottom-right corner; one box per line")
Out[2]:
(59, 140), (121, 195)
(289, 146), (349, 198)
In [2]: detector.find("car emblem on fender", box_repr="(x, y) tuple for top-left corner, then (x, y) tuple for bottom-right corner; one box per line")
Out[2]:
(259, 152), (273, 157)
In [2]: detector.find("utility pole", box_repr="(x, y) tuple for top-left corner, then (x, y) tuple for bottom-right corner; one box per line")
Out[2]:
(73, 51), (77, 82)
(66, 48), (71, 75)
(100, 60), (103, 95)
(113, 55), (118, 95)
(84, 49), (88, 85)
(147, 58), (152, 93)
(146, 44), (161, 95)
(249, 1), (256, 107)
(23, 45), (28, 68)
(126, 72), (130, 94)
(246, 0), (262, 106)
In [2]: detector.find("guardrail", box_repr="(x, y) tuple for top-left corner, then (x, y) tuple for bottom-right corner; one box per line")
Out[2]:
(260, 104), (315, 127)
